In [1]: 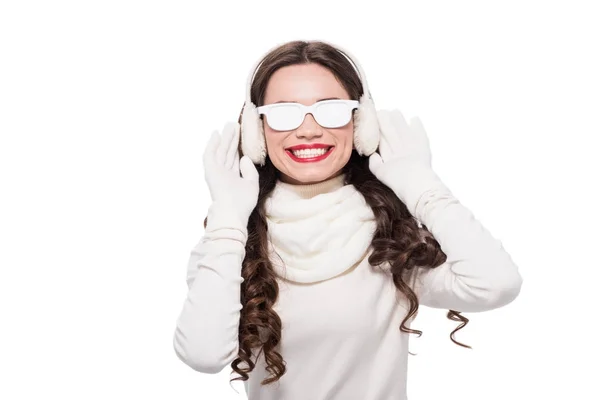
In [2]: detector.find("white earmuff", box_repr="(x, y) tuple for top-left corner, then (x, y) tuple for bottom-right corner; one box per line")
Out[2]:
(240, 40), (380, 166)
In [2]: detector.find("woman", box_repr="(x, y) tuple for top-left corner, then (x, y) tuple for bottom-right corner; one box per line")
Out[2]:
(173, 40), (523, 400)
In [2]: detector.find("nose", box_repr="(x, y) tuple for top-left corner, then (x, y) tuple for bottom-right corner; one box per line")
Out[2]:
(295, 113), (323, 139)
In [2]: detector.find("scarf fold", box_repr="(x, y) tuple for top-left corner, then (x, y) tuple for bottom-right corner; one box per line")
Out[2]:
(265, 174), (377, 283)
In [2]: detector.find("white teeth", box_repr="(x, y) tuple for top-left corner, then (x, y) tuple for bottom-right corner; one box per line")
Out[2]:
(290, 148), (330, 158)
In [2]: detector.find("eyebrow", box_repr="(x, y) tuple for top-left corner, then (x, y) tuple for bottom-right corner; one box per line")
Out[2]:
(274, 97), (341, 104)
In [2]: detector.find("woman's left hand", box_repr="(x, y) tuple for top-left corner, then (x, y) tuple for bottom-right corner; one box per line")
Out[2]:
(368, 109), (445, 218)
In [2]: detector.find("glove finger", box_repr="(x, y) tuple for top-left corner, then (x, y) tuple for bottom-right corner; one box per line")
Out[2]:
(409, 116), (432, 155)
(377, 110), (399, 157)
(409, 116), (429, 141)
(233, 149), (240, 175)
(387, 108), (413, 151)
(374, 110), (389, 157)
(368, 152), (383, 175)
(225, 122), (241, 170)
(203, 130), (220, 166)
(216, 122), (235, 166)
(240, 155), (259, 182)
(390, 109), (411, 131)
(378, 128), (393, 161)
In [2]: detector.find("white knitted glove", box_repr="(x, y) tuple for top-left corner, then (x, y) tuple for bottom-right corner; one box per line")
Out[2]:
(369, 109), (448, 220)
(203, 121), (259, 231)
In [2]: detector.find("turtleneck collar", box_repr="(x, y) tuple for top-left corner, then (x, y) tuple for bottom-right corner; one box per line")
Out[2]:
(273, 172), (347, 200)
(264, 172), (376, 283)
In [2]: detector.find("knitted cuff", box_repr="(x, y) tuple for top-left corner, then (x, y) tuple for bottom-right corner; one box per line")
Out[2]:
(204, 202), (249, 244)
(391, 166), (453, 223)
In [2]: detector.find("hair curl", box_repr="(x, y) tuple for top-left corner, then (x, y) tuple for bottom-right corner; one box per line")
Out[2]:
(203, 40), (471, 387)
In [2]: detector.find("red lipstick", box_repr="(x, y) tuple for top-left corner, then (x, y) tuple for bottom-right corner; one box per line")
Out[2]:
(285, 146), (334, 163)
(286, 144), (332, 151)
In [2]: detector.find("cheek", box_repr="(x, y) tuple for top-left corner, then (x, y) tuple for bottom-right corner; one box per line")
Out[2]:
(262, 123), (278, 150)
(339, 127), (355, 148)
(264, 133), (285, 157)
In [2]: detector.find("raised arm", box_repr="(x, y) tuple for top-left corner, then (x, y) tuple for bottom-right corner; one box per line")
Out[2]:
(371, 110), (522, 312)
(173, 121), (259, 373)
(173, 204), (248, 373)
(403, 178), (523, 312)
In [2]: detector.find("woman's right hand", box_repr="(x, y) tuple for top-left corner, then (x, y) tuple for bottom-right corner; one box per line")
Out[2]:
(203, 121), (260, 225)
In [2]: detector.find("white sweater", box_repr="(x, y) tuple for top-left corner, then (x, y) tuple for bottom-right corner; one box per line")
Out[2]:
(173, 172), (523, 400)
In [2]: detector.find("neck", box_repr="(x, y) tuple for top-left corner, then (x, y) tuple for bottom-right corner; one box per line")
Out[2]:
(276, 173), (346, 199)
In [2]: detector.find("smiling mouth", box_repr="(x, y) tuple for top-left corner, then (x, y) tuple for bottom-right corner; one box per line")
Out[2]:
(285, 146), (334, 162)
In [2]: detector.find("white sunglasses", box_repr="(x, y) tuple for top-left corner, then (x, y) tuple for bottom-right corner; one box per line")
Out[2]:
(256, 99), (359, 131)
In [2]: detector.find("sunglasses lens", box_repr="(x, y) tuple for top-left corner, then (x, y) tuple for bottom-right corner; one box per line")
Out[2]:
(314, 102), (352, 128)
(266, 105), (303, 131)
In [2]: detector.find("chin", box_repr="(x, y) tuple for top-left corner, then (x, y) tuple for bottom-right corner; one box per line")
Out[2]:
(281, 168), (341, 185)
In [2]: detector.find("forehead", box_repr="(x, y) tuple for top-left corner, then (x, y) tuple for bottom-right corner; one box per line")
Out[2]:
(263, 63), (350, 105)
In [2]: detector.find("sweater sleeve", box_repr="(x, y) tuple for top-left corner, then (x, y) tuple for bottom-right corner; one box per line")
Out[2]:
(402, 170), (523, 313)
(172, 202), (247, 373)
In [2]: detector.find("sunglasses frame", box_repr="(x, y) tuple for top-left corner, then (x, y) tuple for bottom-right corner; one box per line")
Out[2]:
(256, 99), (359, 131)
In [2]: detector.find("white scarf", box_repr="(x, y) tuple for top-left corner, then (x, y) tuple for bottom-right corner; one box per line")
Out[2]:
(264, 173), (377, 283)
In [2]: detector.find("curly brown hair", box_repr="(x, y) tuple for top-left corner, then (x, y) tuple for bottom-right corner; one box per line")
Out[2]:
(203, 40), (471, 387)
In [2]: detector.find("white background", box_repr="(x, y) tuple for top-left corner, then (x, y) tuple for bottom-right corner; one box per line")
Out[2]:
(1, 0), (598, 399)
